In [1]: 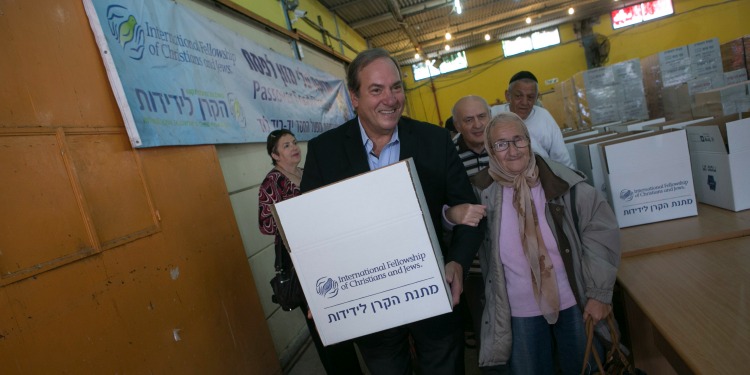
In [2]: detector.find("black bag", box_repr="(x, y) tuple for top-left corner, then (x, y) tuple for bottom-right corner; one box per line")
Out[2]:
(269, 240), (305, 311)
(269, 267), (305, 311)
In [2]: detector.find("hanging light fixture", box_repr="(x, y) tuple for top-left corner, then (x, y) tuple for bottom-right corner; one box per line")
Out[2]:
(415, 53), (420, 60)
(445, 32), (452, 41)
(484, 34), (491, 41)
(445, 44), (451, 51)
(568, 7), (575, 15)
(454, 0), (462, 15)
(525, 17), (532, 24)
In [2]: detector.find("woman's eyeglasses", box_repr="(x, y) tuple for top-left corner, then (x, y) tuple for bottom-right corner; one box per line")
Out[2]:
(491, 136), (529, 152)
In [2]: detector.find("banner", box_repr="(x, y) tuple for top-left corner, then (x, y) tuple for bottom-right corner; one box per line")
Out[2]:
(83, 0), (354, 148)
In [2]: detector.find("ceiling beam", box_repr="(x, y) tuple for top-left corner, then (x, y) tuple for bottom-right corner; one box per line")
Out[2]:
(330, 0), (369, 12)
(383, 0), (427, 59)
(349, 11), (394, 29)
(350, 0), (453, 29)
(388, 0), (603, 56)
(374, 1), (549, 52)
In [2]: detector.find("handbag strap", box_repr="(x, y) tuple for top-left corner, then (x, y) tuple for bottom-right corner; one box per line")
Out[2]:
(581, 317), (606, 375)
(274, 240), (293, 273)
(581, 312), (636, 375)
(605, 313), (636, 371)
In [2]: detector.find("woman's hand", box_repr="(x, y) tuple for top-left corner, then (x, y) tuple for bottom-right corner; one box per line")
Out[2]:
(446, 203), (486, 227)
(583, 299), (611, 325)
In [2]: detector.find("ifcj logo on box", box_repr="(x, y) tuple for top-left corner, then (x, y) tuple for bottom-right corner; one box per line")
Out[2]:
(316, 277), (339, 298)
(620, 181), (690, 202)
(619, 189), (634, 202)
(707, 175), (717, 191)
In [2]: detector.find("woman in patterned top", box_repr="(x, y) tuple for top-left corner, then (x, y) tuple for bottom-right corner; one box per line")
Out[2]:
(257, 129), (362, 375)
(258, 129), (303, 243)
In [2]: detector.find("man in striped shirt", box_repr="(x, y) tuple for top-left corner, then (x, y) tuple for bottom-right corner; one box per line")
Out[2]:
(450, 96), (491, 359)
(452, 96), (491, 177)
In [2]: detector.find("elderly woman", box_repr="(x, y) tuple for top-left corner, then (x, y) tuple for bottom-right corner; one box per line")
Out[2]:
(472, 113), (620, 374)
(258, 129), (362, 375)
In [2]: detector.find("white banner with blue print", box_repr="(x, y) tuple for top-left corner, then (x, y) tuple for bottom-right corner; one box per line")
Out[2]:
(83, 0), (353, 148)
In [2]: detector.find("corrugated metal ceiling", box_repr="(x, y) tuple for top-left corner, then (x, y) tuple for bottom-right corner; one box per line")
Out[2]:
(310, 0), (639, 65)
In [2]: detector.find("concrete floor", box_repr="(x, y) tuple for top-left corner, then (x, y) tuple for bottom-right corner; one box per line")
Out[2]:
(285, 340), (326, 375)
(287, 337), (482, 375)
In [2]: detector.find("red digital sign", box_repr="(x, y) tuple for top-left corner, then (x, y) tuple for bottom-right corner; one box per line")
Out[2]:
(611, 0), (673, 29)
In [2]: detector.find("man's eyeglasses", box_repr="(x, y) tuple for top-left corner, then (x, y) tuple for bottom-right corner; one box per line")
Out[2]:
(491, 136), (529, 152)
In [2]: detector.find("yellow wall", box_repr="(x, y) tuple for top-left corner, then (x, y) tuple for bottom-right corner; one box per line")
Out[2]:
(233, 0), (367, 60)
(335, 18), (369, 57)
(295, 0), (368, 58)
(404, 0), (750, 125)
(403, 22), (587, 125)
(599, 0), (750, 63)
(234, 0), (287, 26)
(0, 0), (280, 373)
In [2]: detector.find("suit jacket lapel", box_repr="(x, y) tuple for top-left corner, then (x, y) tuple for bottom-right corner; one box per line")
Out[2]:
(398, 118), (417, 161)
(343, 118), (370, 175)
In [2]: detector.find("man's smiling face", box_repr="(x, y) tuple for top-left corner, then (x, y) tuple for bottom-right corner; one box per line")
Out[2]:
(350, 57), (405, 136)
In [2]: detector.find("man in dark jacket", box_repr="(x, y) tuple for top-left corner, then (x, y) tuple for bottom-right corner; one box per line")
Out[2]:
(301, 48), (483, 375)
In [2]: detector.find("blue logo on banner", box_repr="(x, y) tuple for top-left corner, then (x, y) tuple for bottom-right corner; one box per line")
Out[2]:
(316, 277), (339, 299)
(106, 5), (145, 60)
(227, 92), (247, 127)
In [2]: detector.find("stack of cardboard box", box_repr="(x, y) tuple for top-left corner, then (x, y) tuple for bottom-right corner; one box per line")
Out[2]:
(548, 38), (749, 131)
(643, 38), (733, 121)
(546, 78), (582, 130)
(692, 81), (750, 118)
(571, 59), (649, 127)
(541, 86), (566, 130)
(720, 35), (750, 78)
(641, 53), (665, 120)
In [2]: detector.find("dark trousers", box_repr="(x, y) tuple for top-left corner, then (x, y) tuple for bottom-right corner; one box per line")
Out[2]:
(302, 308), (362, 375)
(508, 306), (593, 375)
(462, 273), (485, 373)
(355, 309), (465, 375)
(463, 273), (485, 342)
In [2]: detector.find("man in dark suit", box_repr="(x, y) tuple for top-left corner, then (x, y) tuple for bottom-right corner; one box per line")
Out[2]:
(301, 48), (483, 375)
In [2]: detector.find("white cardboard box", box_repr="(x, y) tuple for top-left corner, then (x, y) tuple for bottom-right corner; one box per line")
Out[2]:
(562, 129), (601, 141)
(591, 121), (622, 132)
(575, 132), (647, 197)
(608, 117), (666, 132)
(685, 118), (750, 211)
(272, 159), (452, 346)
(601, 130), (697, 228)
(564, 132), (615, 169)
(642, 117), (715, 131)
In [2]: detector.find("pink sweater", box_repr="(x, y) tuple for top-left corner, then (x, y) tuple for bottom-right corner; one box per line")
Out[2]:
(499, 184), (577, 317)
